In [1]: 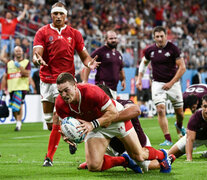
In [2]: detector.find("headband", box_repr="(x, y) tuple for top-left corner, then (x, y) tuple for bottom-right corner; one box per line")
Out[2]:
(51, 7), (67, 15)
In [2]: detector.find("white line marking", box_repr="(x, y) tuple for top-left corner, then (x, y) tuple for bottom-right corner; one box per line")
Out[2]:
(11, 135), (49, 139)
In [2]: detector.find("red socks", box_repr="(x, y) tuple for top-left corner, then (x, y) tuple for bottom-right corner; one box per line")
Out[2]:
(145, 146), (165, 161)
(46, 124), (61, 161)
(101, 155), (126, 171)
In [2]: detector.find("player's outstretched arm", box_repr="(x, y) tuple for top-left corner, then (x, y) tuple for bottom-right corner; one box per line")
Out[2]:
(78, 50), (101, 71)
(17, 4), (29, 21)
(115, 104), (141, 123)
(33, 47), (48, 66)
(185, 129), (196, 161)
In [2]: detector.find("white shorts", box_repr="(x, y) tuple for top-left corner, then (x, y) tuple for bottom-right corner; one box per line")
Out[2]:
(145, 134), (151, 146)
(176, 134), (207, 153)
(40, 80), (59, 103)
(109, 88), (117, 99)
(151, 81), (183, 108)
(85, 121), (133, 142)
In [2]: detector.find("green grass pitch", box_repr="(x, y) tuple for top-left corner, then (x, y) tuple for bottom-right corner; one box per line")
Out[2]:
(0, 115), (207, 180)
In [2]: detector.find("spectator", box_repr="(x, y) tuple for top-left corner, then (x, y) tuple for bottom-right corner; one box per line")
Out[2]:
(1, 46), (31, 131)
(0, 4), (28, 56)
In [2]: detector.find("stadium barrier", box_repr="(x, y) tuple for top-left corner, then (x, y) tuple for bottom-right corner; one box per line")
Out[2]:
(0, 94), (44, 125)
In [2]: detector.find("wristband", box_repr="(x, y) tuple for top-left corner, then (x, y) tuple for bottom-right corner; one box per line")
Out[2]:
(36, 59), (41, 65)
(91, 119), (100, 129)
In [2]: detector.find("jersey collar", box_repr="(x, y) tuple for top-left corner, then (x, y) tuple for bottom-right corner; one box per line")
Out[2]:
(50, 24), (67, 35)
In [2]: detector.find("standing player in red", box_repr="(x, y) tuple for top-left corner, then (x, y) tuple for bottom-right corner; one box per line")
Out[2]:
(55, 72), (173, 173)
(32, 2), (99, 166)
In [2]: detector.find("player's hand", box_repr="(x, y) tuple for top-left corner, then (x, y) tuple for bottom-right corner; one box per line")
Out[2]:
(14, 61), (21, 68)
(33, 52), (48, 66)
(58, 129), (76, 146)
(77, 119), (93, 135)
(162, 82), (173, 91)
(121, 80), (126, 91)
(24, 4), (29, 10)
(88, 55), (101, 71)
(136, 77), (142, 91)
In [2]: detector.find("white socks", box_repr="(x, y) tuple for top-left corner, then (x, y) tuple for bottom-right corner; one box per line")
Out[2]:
(16, 121), (22, 129)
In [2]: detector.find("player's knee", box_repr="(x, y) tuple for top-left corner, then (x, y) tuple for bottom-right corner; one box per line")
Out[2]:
(44, 113), (53, 123)
(156, 105), (165, 115)
(87, 161), (102, 172)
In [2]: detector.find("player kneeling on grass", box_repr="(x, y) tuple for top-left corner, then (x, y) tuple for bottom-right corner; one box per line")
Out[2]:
(78, 84), (175, 172)
(55, 72), (173, 173)
(167, 94), (207, 161)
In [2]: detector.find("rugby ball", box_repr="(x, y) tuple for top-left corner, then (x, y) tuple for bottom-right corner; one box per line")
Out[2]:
(61, 117), (85, 143)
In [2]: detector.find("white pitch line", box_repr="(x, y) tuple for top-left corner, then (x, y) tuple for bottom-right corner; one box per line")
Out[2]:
(11, 135), (49, 139)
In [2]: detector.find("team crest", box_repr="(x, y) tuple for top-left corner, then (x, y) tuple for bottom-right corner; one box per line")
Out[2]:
(49, 36), (53, 41)
(67, 37), (72, 43)
(165, 52), (170, 57)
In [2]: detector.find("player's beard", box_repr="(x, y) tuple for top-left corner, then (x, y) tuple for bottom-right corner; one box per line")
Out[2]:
(107, 42), (117, 49)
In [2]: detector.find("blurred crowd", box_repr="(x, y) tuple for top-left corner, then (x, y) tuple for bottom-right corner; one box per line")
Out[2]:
(0, 0), (207, 69)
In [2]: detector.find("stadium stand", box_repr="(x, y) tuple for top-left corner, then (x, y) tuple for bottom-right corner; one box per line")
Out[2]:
(0, 0), (207, 93)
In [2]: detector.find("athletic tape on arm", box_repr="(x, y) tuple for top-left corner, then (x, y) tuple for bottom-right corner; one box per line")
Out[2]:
(139, 56), (149, 74)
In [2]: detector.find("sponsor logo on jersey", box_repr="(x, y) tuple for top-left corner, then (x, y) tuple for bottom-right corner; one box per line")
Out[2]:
(158, 50), (162, 53)
(106, 53), (110, 58)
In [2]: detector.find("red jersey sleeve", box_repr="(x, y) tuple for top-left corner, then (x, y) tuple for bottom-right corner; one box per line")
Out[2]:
(84, 85), (111, 111)
(13, 18), (19, 24)
(74, 30), (85, 53)
(0, 17), (3, 23)
(33, 27), (46, 49)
